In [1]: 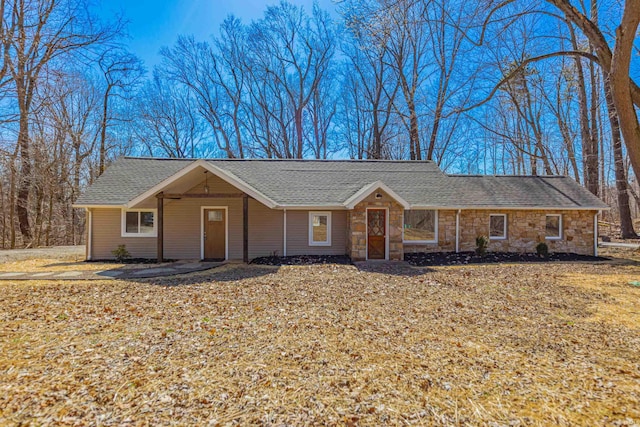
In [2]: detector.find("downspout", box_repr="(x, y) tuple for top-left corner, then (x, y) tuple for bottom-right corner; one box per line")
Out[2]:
(455, 209), (461, 253)
(283, 209), (287, 257)
(594, 211), (599, 257)
(86, 208), (93, 261)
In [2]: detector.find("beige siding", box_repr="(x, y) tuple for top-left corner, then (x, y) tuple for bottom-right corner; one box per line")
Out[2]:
(248, 199), (284, 258)
(286, 210), (348, 256)
(91, 208), (157, 259)
(90, 174), (285, 260)
(163, 198), (243, 260)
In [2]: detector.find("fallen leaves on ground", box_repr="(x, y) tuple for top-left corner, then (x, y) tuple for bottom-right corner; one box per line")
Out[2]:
(1, 262), (639, 426)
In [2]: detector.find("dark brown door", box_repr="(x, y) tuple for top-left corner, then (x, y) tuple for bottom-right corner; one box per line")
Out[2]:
(204, 209), (226, 260)
(367, 209), (386, 260)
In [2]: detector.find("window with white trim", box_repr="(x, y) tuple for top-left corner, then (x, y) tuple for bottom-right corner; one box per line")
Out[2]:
(122, 209), (156, 237)
(545, 214), (562, 240)
(489, 214), (507, 240)
(309, 211), (331, 246)
(403, 210), (437, 243)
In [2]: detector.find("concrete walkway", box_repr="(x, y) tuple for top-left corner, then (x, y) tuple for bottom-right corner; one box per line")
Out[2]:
(599, 241), (640, 249)
(0, 260), (224, 281)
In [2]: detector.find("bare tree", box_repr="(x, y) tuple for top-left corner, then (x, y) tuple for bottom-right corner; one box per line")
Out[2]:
(135, 72), (205, 158)
(3, 0), (116, 245)
(385, 0), (430, 160)
(604, 73), (637, 237)
(247, 1), (337, 158)
(342, 11), (399, 159)
(97, 47), (144, 175)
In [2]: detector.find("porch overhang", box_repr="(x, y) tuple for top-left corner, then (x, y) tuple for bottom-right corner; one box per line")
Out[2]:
(126, 159), (277, 209)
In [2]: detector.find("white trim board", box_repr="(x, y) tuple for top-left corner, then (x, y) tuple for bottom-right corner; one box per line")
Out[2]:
(308, 211), (332, 246)
(126, 160), (278, 209)
(121, 208), (158, 237)
(344, 181), (410, 210)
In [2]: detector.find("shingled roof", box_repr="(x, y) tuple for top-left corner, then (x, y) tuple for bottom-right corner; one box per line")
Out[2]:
(74, 157), (608, 210)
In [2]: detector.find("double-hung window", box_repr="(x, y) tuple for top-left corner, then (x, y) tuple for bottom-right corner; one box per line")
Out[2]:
(122, 209), (156, 237)
(489, 214), (507, 240)
(309, 212), (331, 246)
(545, 214), (562, 240)
(403, 210), (437, 243)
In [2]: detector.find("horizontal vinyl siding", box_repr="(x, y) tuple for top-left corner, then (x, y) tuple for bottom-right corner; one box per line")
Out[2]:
(92, 208), (157, 259)
(90, 198), (281, 261)
(90, 175), (347, 260)
(163, 198), (243, 260)
(286, 210), (347, 256)
(188, 175), (239, 194)
(248, 199), (284, 259)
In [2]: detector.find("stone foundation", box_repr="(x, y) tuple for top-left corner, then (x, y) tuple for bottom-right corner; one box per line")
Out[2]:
(402, 209), (597, 256)
(457, 209), (596, 255)
(349, 204), (597, 260)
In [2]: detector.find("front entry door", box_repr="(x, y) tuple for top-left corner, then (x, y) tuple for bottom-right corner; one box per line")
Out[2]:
(367, 209), (386, 260)
(204, 209), (226, 260)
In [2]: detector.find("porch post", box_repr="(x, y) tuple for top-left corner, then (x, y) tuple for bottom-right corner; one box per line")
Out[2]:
(157, 193), (164, 263)
(243, 194), (249, 263)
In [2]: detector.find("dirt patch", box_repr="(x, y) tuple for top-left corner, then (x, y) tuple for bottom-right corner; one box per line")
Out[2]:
(1, 262), (639, 425)
(0, 245), (85, 264)
(250, 254), (352, 266)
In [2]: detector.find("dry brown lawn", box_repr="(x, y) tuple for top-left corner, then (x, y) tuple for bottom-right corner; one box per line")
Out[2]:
(1, 257), (639, 426)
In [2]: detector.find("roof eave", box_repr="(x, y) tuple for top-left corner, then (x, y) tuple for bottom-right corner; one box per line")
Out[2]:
(125, 159), (278, 209)
(409, 205), (610, 211)
(72, 204), (125, 209)
(343, 181), (411, 209)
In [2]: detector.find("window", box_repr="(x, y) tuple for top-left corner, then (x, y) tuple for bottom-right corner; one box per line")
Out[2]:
(546, 214), (562, 240)
(403, 210), (437, 243)
(489, 214), (507, 240)
(208, 210), (223, 222)
(122, 209), (156, 237)
(309, 211), (331, 246)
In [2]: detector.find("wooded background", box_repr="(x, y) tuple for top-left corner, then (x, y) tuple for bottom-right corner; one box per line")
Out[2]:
(1, 0), (639, 248)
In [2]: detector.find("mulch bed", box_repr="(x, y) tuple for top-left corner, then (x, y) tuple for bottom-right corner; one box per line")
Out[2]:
(405, 251), (607, 266)
(250, 254), (353, 266)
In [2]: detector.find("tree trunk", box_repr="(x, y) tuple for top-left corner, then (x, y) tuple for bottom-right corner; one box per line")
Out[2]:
(8, 148), (17, 248)
(604, 74), (637, 238)
(566, 21), (598, 193)
(16, 110), (32, 245)
(99, 89), (109, 176)
(408, 99), (421, 160)
(295, 108), (303, 159)
(427, 92), (445, 161)
(372, 108), (381, 159)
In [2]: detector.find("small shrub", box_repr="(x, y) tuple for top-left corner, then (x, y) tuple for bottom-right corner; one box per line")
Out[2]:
(111, 244), (131, 262)
(475, 235), (488, 257)
(536, 242), (549, 258)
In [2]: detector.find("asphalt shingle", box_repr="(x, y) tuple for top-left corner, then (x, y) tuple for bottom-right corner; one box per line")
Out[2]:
(74, 157), (608, 210)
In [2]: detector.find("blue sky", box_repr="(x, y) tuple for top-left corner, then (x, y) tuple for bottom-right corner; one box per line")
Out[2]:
(99, 0), (340, 68)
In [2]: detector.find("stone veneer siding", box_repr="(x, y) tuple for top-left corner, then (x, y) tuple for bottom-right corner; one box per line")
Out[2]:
(403, 209), (597, 256)
(348, 190), (404, 261)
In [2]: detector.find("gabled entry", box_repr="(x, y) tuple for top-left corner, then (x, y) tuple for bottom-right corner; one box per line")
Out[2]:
(367, 208), (387, 260)
(202, 207), (227, 260)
